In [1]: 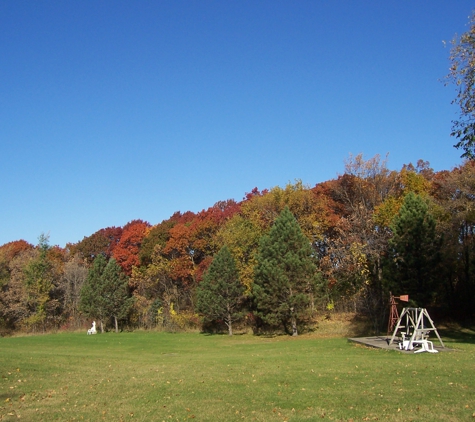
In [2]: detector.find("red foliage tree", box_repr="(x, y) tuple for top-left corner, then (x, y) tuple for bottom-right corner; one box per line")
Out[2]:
(160, 201), (241, 289)
(112, 220), (151, 276)
(0, 240), (34, 291)
(68, 226), (123, 264)
(0, 240), (33, 261)
(189, 200), (241, 262)
(243, 187), (269, 201)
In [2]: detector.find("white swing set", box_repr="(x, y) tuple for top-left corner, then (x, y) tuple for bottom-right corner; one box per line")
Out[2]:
(388, 307), (444, 353)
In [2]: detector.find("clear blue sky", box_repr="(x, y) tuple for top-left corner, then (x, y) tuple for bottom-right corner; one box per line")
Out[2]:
(1, 1), (472, 247)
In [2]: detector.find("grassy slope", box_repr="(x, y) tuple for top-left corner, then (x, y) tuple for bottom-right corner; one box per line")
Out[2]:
(1, 329), (474, 421)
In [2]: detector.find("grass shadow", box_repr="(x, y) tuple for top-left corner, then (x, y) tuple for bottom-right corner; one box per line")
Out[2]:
(437, 323), (475, 344)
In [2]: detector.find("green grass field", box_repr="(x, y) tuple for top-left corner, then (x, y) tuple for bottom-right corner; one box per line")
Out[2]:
(1, 328), (474, 421)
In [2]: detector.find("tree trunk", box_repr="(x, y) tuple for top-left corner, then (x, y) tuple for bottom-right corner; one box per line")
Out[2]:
(114, 316), (118, 333)
(290, 308), (298, 336)
(227, 313), (233, 336)
(100, 320), (104, 333)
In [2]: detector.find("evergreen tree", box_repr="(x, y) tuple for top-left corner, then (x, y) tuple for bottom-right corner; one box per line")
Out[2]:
(384, 192), (441, 307)
(196, 246), (244, 335)
(101, 258), (134, 332)
(80, 254), (108, 332)
(253, 207), (317, 336)
(80, 255), (133, 332)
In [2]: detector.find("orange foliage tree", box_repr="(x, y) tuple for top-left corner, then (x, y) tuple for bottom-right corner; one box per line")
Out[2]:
(112, 220), (151, 276)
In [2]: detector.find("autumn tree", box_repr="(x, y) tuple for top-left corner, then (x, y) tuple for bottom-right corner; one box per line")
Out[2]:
(154, 202), (240, 316)
(196, 246), (245, 335)
(0, 242), (34, 332)
(374, 160), (434, 228)
(130, 246), (180, 329)
(317, 154), (398, 332)
(112, 220), (151, 276)
(23, 234), (62, 331)
(162, 222), (195, 296)
(215, 214), (262, 292)
(61, 255), (88, 326)
(68, 226), (122, 265)
(432, 161), (475, 315)
(239, 182), (325, 240)
(127, 213), (197, 327)
(384, 192), (442, 307)
(188, 200), (240, 267)
(253, 207), (317, 336)
(139, 219), (176, 266)
(0, 240), (33, 288)
(446, 12), (475, 158)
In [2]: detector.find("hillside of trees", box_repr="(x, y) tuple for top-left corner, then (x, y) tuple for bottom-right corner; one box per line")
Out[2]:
(1, 154), (475, 336)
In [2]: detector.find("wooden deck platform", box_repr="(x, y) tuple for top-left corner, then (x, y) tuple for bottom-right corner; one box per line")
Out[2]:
(348, 336), (451, 353)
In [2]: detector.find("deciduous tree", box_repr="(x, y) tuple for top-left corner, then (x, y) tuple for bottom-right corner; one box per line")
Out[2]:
(23, 234), (62, 331)
(319, 154), (397, 330)
(432, 161), (475, 315)
(68, 226), (122, 264)
(139, 219), (175, 266)
(62, 255), (88, 326)
(0, 247), (34, 331)
(112, 220), (151, 276)
(216, 215), (263, 292)
(446, 12), (475, 158)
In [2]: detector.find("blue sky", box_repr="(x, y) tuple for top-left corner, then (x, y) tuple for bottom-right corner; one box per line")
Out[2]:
(1, 1), (473, 247)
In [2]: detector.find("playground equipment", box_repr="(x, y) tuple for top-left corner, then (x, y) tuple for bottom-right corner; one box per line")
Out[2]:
(388, 307), (444, 353)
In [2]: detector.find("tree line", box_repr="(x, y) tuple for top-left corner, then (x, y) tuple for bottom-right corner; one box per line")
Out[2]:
(2, 154), (475, 335)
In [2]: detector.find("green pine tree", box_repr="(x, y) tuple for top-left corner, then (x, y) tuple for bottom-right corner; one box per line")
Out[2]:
(80, 254), (108, 332)
(196, 246), (245, 335)
(253, 207), (317, 336)
(101, 258), (134, 333)
(385, 192), (442, 307)
(80, 255), (133, 332)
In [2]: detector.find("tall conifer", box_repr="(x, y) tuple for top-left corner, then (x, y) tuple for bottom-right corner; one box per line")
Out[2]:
(196, 246), (244, 335)
(385, 192), (441, 306)
(80, 255), (133, 332)
(253, 207), (317, 336)
(101, 258), (134, 332)
(80, 254), (108, 332)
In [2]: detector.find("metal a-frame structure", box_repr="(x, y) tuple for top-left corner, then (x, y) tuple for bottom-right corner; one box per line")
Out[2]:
(388, 307), (445, 349)
(387, 293), (409, 336)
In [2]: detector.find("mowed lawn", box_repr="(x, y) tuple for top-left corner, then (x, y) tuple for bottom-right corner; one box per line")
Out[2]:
(1, 329), (474, 421)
